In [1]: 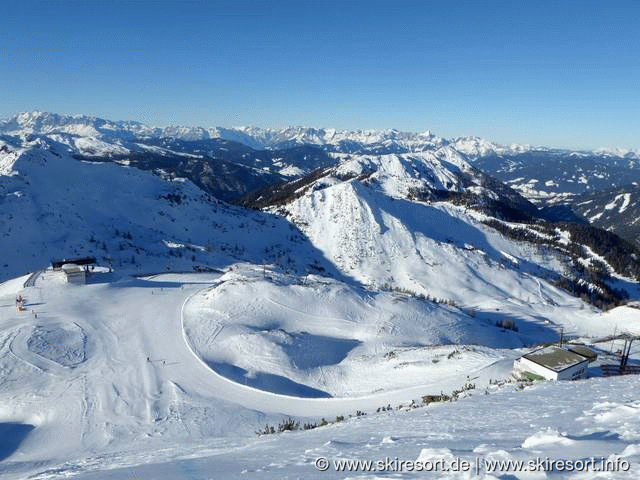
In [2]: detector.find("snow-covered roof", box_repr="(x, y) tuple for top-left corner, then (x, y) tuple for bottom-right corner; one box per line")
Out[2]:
(51, 257), (96, 269)
(567, 345), (598, 362)
(61, 264), (85, 273)
(522, 346), (588, 372)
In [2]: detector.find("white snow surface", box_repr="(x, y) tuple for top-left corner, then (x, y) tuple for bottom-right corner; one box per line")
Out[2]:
(0, 267), (639, 479)
(0, 144), (340, 282)
(183, 273), (514, 399)
(604, 193), (632, 214)
(0, 142), (22, 176)
(2, 111), (640, 479)
(278, 171), (604, 334)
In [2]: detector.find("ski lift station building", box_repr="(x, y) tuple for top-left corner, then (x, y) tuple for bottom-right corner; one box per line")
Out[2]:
(52, 257), (96, 284)
(513, 345), (595, 381)
(61, 264), (87, 284)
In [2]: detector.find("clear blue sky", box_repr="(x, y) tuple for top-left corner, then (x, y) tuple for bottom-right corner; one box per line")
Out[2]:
(2, 0), (639, 149)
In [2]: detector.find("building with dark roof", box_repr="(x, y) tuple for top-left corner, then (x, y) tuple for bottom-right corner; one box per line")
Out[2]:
(513, 345), (589, 381)
(51, 257), (96, 269)
(568, 345), (598, 363)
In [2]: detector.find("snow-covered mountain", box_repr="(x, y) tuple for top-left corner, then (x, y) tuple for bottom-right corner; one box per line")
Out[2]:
(4, 111), (640, 201)
(6, 111), (640, 196)
(0, 137), (342, 282)
(240, 144), (640, 309)
(569, 184), (640, 245)
(3, 111), (640, 479)
(4, 111), (640, 304)
(0, 113), (446, 152)
(0, 111), (213, 144)
(452, 141), (640, 247)
(226, 125), (640, 208)
(5, 110), (637, 160)
(472, 150), (640, 203)
(0, 113), (336, 201)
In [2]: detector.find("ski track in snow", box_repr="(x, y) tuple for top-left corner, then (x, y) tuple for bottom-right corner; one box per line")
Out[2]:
(2, 269), (640, 479)
(0, 270), (514, 478)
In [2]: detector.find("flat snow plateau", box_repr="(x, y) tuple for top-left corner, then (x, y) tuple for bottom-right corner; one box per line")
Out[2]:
(1, 268), (640, 479)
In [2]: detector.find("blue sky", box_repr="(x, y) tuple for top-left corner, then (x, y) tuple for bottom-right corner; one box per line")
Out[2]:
(1, 0), (639, 149)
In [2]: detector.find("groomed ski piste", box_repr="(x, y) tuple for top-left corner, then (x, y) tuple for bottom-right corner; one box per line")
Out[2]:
(2, 265), (640, 479)
(2, 114), (640, 478)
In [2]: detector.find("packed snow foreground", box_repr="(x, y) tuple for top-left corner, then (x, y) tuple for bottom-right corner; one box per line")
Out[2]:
(0, 265), (639, 479)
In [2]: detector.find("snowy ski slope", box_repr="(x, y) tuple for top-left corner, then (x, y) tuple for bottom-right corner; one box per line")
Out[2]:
(2, 112), (640, 479)
(1, 268), (640, 479)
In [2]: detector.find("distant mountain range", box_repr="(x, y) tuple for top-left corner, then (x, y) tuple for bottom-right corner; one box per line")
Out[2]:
(5, 111), (640, 158)
(3, 111), (640, 312)
(3, 111), (640, 203)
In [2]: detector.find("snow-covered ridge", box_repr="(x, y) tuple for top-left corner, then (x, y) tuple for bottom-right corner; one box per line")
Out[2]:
(2, 111), (638, 159)
(0, 143), (341, 282)
(0, 141), (23, 176)
(330, 148), (470, 198)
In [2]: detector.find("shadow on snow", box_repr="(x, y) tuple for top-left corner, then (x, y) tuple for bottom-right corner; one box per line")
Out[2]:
(0, 423), (35, 462)
(205, 361), (332, 399)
